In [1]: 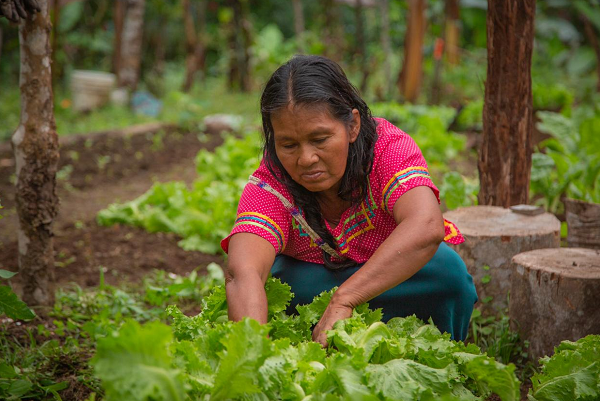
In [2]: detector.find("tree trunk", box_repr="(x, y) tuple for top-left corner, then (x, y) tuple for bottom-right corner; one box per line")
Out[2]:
(323, 0), (343, 62)
(13, 0), (60, 307)
(0, 25), (3, 62)
(582, 16), (600, 92)
(445, 0), (460, 65)
(118, 0), (146, 90)
(292, 0), (305, 53)
(51, 0), (60, 84)
(355, 0), (369, 94)
(182, 0), (197, 92)
(478, 0), (535, 207)
(182, 0), (206, 92)
(398, 0), (426, 103)
(112, 0), (126, 75)
(229, 0), (251, 92)
(379, 0), (392, 99)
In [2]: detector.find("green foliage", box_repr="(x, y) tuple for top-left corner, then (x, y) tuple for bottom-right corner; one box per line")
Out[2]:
(0, 270), (35, 321)
(529, 335), (600, 401)
(370, 102), (466, 170)
(439, 172), (479, 210)
(530, 107), (600, 211)
(93, 277), (522, 400)
(97, 131), (262, 254)
(455, 100), (483, 131)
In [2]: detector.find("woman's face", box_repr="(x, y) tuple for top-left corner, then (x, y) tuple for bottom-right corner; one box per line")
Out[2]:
(271, 105), (360, 197)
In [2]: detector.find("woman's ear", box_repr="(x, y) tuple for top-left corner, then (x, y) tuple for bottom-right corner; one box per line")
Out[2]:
(349, 108), (361, 143)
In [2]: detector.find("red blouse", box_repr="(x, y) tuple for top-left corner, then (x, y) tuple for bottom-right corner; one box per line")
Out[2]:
(221, 118), (464, 264)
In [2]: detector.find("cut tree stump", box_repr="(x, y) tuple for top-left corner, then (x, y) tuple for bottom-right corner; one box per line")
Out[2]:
(565, 198), (600, 250)
(510, 248), (600, 360)
(443, 206), (560, 314)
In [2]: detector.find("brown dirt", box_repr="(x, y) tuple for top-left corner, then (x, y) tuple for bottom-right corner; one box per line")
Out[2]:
(0, 125), (225, 294)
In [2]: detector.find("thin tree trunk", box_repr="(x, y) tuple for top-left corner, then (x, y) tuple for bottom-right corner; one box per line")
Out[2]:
(13, 0), (59, 307)
(398, 0), (426, 103)
(379, 0), (392, 99)
(182, 0), (197, 92)
(582, 16), (600, 93)
(118, 0), (145, 90)
(478, 0), (535, 207)
(355, 0), (369, 94)
(231, 0), (251, 92)
(323, 0), (342, 62)
(195, 0), (207, 79)
(112, 0), (126, 75)
(445, 0), (460, 65)
(292, 0), (305, 53)
(0, 25), (3, 63)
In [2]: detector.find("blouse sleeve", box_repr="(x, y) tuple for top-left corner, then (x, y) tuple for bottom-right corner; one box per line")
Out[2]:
(220, 182), (291, 254)
(377, 131), (439, 215)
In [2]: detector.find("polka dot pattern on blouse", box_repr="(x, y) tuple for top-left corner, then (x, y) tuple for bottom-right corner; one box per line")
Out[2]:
(221, 118), (464, 263)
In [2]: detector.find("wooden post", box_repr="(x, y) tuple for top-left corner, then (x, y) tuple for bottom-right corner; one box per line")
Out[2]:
(478, 0), (535, 207)
(510, 248), (600, 360)
(398, 0), (425, 103)
(13, 0), (60, 306)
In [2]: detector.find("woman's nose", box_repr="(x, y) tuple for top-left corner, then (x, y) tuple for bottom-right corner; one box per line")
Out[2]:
(297, 146), (318, 167)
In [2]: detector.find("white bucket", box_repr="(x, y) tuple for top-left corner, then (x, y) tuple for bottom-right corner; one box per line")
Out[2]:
(71, 70), (116, 112)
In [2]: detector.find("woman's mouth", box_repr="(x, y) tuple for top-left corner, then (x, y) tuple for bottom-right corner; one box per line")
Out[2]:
(302, 171), (323, 181)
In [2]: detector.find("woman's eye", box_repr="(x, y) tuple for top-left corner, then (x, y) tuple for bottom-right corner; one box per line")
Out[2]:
(313, 138), (327, 144)
(282, 144), (296, 149)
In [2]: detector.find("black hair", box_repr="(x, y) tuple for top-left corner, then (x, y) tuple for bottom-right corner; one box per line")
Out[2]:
(260, 55), (377, 270)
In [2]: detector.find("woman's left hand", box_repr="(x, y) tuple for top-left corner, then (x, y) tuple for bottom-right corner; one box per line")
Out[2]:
(312, 302), (354, 347)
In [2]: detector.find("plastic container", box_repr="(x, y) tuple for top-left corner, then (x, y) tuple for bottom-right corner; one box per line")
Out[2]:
(70, 70), (116, 112)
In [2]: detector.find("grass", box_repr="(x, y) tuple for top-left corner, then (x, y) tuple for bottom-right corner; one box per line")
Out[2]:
(0, 70), (260, 142)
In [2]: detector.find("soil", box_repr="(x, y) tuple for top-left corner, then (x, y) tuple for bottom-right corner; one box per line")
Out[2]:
(0, 124), (225, 294)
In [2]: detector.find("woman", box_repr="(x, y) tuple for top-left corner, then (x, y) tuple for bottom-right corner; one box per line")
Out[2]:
(221, 55), (477, 346)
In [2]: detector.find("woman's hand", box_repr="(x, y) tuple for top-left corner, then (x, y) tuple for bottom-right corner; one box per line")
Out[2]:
(312, 301), (353, 347)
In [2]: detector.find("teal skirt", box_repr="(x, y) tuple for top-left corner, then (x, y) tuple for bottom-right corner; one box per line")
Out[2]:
(271, 242), (477, 341)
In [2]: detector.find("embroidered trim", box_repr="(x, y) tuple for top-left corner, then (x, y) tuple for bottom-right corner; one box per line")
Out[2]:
(248, 175), (342, 259)
(234, 212), (286, 251)
(382, 166), (430, 211)
(443, 219), (459, 242)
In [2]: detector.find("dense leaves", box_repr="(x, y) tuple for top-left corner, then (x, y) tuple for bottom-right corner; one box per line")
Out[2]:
(92, 277), (522, 400)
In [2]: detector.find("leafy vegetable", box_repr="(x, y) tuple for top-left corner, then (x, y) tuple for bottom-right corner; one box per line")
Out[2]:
(529, 335), (600, 401)
(93, 277), (521, 400)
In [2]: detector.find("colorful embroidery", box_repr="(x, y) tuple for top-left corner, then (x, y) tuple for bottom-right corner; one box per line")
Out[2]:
(234, 212), (286, 251)
(443, 219), (459, 242)
(335, 202), (375, 254)
(382, 166), (430, 211)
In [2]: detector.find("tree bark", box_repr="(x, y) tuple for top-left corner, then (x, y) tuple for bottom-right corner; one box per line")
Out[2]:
(398, 0), (426, 103)
(118, 0), (145, 90)
(379, 0), (392, 99)
(478, 0), (535, 207)
(445, 0), (460, 65)
(51, 0), (60, 84)
(13, 0), (60, 307)
(292, 0), (305, 53)
(112, 0), (126, 75)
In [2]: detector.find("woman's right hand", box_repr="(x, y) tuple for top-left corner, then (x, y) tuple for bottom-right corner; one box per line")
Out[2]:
(225, 233), (276, 324)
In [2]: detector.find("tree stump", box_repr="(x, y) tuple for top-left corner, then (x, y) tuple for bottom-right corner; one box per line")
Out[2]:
(443, 206), (560, 314)
(510, 248), (600, 360)
(565, 198), (600, 250)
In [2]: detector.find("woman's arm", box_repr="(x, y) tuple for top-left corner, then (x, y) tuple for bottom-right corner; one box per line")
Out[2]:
(225, 233), (276, 324)
(312, 186), (445, 346)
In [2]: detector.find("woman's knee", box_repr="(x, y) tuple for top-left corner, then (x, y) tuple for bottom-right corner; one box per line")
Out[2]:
(427, 243), (478, 303)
